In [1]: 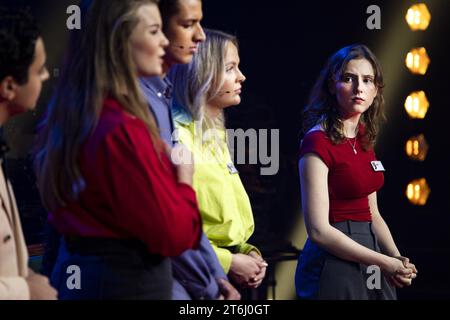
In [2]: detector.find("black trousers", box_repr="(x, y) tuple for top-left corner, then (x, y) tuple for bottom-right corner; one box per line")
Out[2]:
(51, 237), (172, 300)
(295, 220), (397, 300)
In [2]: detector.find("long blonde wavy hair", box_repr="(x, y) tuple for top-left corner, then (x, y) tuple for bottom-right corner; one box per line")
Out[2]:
(34, 0), (161, 211)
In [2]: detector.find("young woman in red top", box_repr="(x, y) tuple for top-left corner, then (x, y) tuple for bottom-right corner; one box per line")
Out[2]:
(295, 44), (418, 300)
(34, 0), (202, 299)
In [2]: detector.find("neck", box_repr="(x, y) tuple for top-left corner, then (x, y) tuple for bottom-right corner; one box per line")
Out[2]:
(0, 102), (10, 126)
(205, 103), (222, 119)
(162, 59), (174, 77)
(341, 114), (361, 138)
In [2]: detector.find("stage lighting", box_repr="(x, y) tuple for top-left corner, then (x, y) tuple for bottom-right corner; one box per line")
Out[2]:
(405, 134), (429, 161)
(406, 3), (431, 31)
(405, 91), (429, 119)
(406, 178), (430, 206)
(406, 47), (430, 75)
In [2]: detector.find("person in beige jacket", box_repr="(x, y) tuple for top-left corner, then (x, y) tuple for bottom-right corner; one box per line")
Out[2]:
(0, 7), (56, 300)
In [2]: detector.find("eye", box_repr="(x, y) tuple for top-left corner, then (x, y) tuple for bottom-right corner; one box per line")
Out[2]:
(149, 27), (159, 35)
(342, 76), (353, 83)
(364, 78), (374, 84)
(226, 66), (234, 73)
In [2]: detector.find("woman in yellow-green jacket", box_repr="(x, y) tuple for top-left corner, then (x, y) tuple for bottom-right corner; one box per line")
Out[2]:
(169, 29), (267, 289)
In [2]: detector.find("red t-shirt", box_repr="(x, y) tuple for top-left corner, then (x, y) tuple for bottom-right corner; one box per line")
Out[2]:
(298, 130), (384, 223)
(49, 98), (202, 257)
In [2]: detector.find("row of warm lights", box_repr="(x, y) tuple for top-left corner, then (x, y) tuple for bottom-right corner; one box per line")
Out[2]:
(405, 90), (429, 119)
(405, 47), (430, 75)
(406, 3), (431, 31)
(405, 134), (428, 161)
(406, 178), (430, 206)
(404, 3), (431, 206)
(405, 134), (430, 206)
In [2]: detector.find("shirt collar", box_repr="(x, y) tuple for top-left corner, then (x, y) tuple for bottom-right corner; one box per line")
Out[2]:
(140, 76), (173, 99)
(172, 99), (193, 126)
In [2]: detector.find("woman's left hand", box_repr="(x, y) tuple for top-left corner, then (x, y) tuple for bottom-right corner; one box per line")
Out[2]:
(394, 256), (418, 275)
(246, 251), (268, 289)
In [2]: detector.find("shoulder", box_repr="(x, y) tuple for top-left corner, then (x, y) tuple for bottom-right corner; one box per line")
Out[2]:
(301, 129), (330, 150)
(92, 98), (151, 149)
(103, 97), (147, 126)
(299, 128), (333, 168)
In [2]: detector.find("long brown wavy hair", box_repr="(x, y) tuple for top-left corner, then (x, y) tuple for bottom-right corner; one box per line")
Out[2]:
(34, 0), (161, 211)
(302, 44), (386, 151)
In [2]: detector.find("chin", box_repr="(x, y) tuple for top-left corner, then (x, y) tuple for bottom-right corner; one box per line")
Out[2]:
(141, 68), (162, 77)
(173, 52), (193, 65)
(348, 104), (368, 114)
(358, 105), (371, 113)
(154, 67), (163, 76)
(227, 99), (241, 107)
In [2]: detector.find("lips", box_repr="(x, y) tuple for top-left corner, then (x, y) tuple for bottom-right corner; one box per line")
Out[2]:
(353, 97), (365, 104)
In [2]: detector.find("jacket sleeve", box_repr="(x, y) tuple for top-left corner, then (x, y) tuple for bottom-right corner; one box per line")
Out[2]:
(98, 120), (202, 257)
(236, 243), (262, 256)
(198, 233), (227, 280)
(209, 242), (233, 274)
(0, 277), (29, 300)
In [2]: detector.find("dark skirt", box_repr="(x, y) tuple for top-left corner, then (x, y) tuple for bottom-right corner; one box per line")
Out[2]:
(51, 237), (172, 300)
(295, 220), (397, 300)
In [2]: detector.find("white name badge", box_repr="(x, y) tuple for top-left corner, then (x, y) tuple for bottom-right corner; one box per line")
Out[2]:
(371, 161), (385, 172)
(227, 163), (239, 174)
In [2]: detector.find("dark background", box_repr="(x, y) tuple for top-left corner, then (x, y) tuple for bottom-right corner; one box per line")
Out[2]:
(3, 0), (449, 299)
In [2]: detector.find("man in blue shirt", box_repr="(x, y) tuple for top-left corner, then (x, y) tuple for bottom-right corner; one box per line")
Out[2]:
(140, 0), (240, 300)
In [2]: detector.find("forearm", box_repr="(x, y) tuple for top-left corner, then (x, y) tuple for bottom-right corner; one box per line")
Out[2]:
(310, 225), (391, 269)
(0, 276), (30, 300)
(371, 213), (400, 257)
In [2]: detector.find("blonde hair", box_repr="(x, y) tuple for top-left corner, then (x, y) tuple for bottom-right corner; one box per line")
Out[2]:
(35, 0), (161, 211)
(170, 28), (238, 136)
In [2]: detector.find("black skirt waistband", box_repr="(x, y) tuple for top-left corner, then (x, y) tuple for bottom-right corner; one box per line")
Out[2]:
(332, 220), (373, 235)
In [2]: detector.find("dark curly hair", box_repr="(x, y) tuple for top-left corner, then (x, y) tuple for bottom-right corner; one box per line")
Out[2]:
(0, 7), (40, 85)
(302, 44), (386, 151)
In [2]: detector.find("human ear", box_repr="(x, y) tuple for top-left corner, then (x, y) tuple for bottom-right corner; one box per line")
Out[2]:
(0, 76), (18, 101)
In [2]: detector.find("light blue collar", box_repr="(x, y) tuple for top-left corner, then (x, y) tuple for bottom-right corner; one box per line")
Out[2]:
(172, 99), (193, 126)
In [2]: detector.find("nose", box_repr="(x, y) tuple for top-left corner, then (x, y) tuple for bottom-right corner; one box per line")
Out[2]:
(353, 78), (363, 94)
(161, 32), (169, 48)
(237, 68), (246, 83)
(42, 68), (50, 82)
(194, 24), (206, 43)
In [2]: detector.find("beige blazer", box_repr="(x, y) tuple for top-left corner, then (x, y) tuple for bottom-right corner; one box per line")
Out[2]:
(0, 158), (29, 299)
